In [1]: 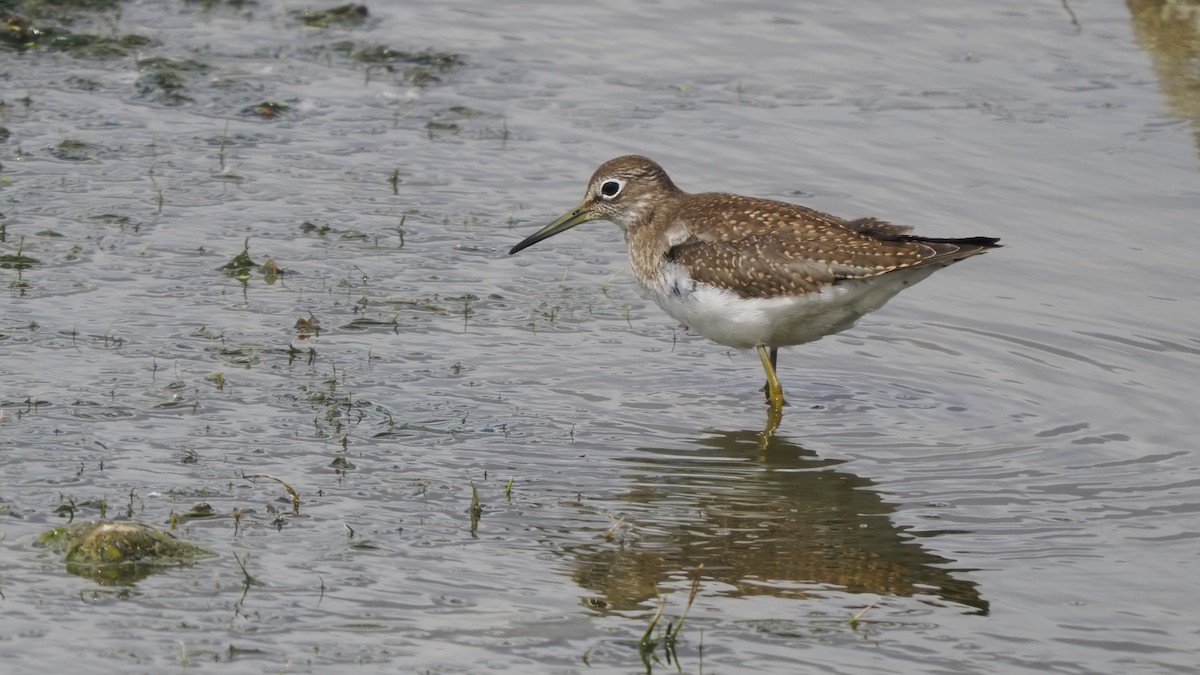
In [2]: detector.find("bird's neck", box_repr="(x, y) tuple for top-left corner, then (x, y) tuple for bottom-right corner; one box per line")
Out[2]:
(622, 190), (688, 285)
(615, 187), (685, 234)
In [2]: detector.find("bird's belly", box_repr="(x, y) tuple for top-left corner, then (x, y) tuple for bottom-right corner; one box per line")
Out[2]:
(644, 264), (941, 350)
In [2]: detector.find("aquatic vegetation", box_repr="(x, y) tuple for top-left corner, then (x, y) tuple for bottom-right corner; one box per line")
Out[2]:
(44, 31), (152, 59)
(299, 220), (332, 235)
(219, 238), (284, 282)
(322, 40), (462, 84)
(848, 596), (881, 629)
(185, 0), (256, 11)
(243, 472), (301, 516)
(292, 3), (369, 28)
(294, 314), (321, 336)
(0, 236), (38, 269)
(425, 105), (481, 138)
(36, 520), (214, 585)
(50, 137), (97, 161)
(0, 251), (37, 269)
(468, 479), (483, 535)
(24, 0), (122, 13)
(349, 43), (461, 72)
(638, 566), (703, 674)
(172, 502), (217, 524)
(89, 213), (137, 232)
(135, 57), (210, 105)
(242, 100), (291, 119)
(0, 11), (150, 58)
(220, 246), (257, 276)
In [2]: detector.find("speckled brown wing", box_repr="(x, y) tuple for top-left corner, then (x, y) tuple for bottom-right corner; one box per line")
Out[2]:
(663, 194), (998, 299)
(670, 192), (853, 241)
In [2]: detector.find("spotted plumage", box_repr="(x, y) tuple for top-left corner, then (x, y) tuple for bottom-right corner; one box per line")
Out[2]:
(509, 155), (1000, 413)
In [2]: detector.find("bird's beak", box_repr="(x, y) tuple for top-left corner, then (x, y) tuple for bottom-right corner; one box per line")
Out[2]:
(508, 204), (591, 255)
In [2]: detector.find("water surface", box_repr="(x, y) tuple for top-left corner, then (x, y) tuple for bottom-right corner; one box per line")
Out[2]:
(1, 0), (1197, 672)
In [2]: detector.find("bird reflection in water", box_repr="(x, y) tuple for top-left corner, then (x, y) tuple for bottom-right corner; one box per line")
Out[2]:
(567, 429), (987, 616)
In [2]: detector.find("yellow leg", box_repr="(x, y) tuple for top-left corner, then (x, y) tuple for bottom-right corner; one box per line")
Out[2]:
(757, 346), (784, 440)
(757, 346), (785, 408)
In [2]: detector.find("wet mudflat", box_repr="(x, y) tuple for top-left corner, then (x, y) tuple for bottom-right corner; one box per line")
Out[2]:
(1, 0), (1197, 673)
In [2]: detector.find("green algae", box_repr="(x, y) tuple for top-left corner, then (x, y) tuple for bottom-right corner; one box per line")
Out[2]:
(37, 520), (214, 585)
(292, 3), (369, 28)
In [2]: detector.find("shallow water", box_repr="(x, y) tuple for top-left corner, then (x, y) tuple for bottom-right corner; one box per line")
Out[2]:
(1, 0), (1198, 672)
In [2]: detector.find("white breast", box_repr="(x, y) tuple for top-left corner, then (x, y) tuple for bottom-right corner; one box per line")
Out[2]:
(641, 261), (942, 350)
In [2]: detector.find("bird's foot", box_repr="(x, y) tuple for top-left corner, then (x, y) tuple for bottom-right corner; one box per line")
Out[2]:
(760, 384), (789, 407)
(759, 398), (784, 450)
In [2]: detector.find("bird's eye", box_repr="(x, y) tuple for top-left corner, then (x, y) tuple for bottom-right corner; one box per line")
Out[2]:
(599, 179), (623, 199)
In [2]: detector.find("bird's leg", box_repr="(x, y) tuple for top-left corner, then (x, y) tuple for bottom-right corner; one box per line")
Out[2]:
(757, 346), (785, 411)
(759, 348), (778, 399)
(757, 346), (784, 443)
(758, 347), (786, 406)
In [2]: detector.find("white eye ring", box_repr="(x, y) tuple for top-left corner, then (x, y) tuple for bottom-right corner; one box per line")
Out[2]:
(598, 179), (624, 200)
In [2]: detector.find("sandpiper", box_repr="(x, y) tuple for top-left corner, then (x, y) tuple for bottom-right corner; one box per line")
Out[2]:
(509, 155), (999, 416)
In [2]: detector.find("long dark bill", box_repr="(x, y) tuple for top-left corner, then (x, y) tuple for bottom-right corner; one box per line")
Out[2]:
(508, 207), (590, 255)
